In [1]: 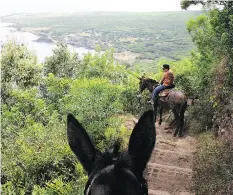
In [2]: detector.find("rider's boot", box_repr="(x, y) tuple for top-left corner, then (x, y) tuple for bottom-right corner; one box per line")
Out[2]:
(147, 96), (159, 105)
(147, 99), (154, 105)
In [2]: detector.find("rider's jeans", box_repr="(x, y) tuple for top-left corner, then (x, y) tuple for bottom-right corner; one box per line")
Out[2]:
(152, 85), (165, 100)
(152, 84), (174, 100)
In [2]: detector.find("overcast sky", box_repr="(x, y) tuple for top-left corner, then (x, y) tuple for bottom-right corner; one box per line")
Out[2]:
(0, 0), (201, 16)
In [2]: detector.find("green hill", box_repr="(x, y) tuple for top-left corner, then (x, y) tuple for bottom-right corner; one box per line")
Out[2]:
(1, 11), (201, 67)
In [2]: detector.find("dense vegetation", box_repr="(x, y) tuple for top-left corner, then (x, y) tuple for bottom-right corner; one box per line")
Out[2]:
(1, 2), (233, 194)
(181, 1), (233, 194)
(1, 40), (151, 194)
(1, 11), (201, 69)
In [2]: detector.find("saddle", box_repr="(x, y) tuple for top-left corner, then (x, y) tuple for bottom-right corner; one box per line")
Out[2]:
(159, 89), (171, 97)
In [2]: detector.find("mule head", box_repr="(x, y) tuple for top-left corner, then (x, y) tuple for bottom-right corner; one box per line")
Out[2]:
(138, 76), (146, 93)
(67, 110), (156, 195)
(138, 76), (159, 94)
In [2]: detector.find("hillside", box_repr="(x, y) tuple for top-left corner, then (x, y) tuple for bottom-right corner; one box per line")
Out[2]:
(1, 11), (201, 69)
(2, 3), (233, 194)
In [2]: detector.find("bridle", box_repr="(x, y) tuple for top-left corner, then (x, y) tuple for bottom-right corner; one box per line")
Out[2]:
(140, 79), (159, 94)
(84, 165), (148, 195)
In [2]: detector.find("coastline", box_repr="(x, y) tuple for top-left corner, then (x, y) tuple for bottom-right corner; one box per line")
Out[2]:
(2, 22), (95, 50)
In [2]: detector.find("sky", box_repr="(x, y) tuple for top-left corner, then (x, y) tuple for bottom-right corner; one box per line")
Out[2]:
(0, 0), (201, 16)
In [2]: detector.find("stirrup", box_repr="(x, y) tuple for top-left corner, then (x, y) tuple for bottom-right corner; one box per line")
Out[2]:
(147, 100), (154, 105)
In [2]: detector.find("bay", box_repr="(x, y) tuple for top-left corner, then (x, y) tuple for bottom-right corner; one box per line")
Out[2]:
(0, 22), (95, 62)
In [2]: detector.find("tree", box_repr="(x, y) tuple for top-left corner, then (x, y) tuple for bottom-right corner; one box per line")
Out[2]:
(181, 0), (233, 10)
(1, 40), (42, 87)
(1, 40), (42, 102)
(44, 42), (80, 78)
(182, 0), (233, 84)
(76, 48), (128, 84)
(181, 2), (233, 194)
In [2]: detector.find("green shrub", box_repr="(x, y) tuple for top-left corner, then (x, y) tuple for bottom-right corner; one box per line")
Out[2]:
(44, 42), (80, 78)
(78, 48), (128, 84)
(62, 78), (124, 145)
(187, 99), (214, 134)
(0, 40), (43, 103)
(1, 40), (42, 89)
(1, 41), (134, 194)
(120, 87), (141, 114)
(193, 134), (233, 195)
(2, 117), (77, 194)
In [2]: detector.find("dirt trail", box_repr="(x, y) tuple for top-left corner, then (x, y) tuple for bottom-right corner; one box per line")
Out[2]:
(124, 114), (197, 195)
(146, 122), (197, 195)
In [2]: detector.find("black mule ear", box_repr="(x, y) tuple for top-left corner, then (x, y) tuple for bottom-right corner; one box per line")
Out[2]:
(67, 114), (97, 174)
(128, 110), (156, 175)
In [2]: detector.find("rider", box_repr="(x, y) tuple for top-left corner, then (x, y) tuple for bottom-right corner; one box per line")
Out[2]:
(148, 64), (175, 104)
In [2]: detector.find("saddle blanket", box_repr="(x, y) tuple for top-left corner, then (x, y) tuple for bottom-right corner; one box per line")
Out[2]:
(159, 89), (170, 97)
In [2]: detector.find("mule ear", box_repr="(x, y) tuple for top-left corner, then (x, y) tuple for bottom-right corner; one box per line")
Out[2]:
(128, 110), (156, 175)
(67, 114), (97, 174)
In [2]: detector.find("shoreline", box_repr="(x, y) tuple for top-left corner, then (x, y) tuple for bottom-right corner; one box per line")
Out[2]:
(1, 21), (161, 65)
(3, 22), (95, 51)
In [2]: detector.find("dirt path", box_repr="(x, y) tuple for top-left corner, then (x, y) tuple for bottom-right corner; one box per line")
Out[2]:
(124, 114), (197, 195)
(146, 121), (197, 195)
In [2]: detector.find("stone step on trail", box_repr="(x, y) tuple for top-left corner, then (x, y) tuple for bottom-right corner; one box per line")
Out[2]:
(149, 189), (171, 195)
(146, 160), (193, 193)
(148, 189), (194, 195)
(150, 148), (193, 169)
(156, 135), (196, 154)
(132, 116), (197, 194)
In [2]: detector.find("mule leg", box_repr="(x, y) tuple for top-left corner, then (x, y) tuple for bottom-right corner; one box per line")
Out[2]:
(165, 115), (176, 130)
(178, 102), (187, 137)
(169, 119), (176, 128)
(178, 114), (184, 137)
(172, 108), (180, 137)
(171, 111), (177, 127)
(153, 101), (158, 122)
(174, 118), (180, 137)
(158, 105), (163, 125)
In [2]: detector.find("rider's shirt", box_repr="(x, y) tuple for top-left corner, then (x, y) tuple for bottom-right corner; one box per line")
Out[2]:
(161, 70), (174, 86)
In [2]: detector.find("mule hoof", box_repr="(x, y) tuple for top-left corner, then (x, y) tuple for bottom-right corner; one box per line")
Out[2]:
(173, 133), (177, 137)
(178, 134), (183, 138)
(165, 130), (172, 134)
(158, 122), (162, 126)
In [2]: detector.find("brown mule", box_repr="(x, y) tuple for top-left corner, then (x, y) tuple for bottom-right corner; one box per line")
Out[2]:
(138, 77), (187, 137)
